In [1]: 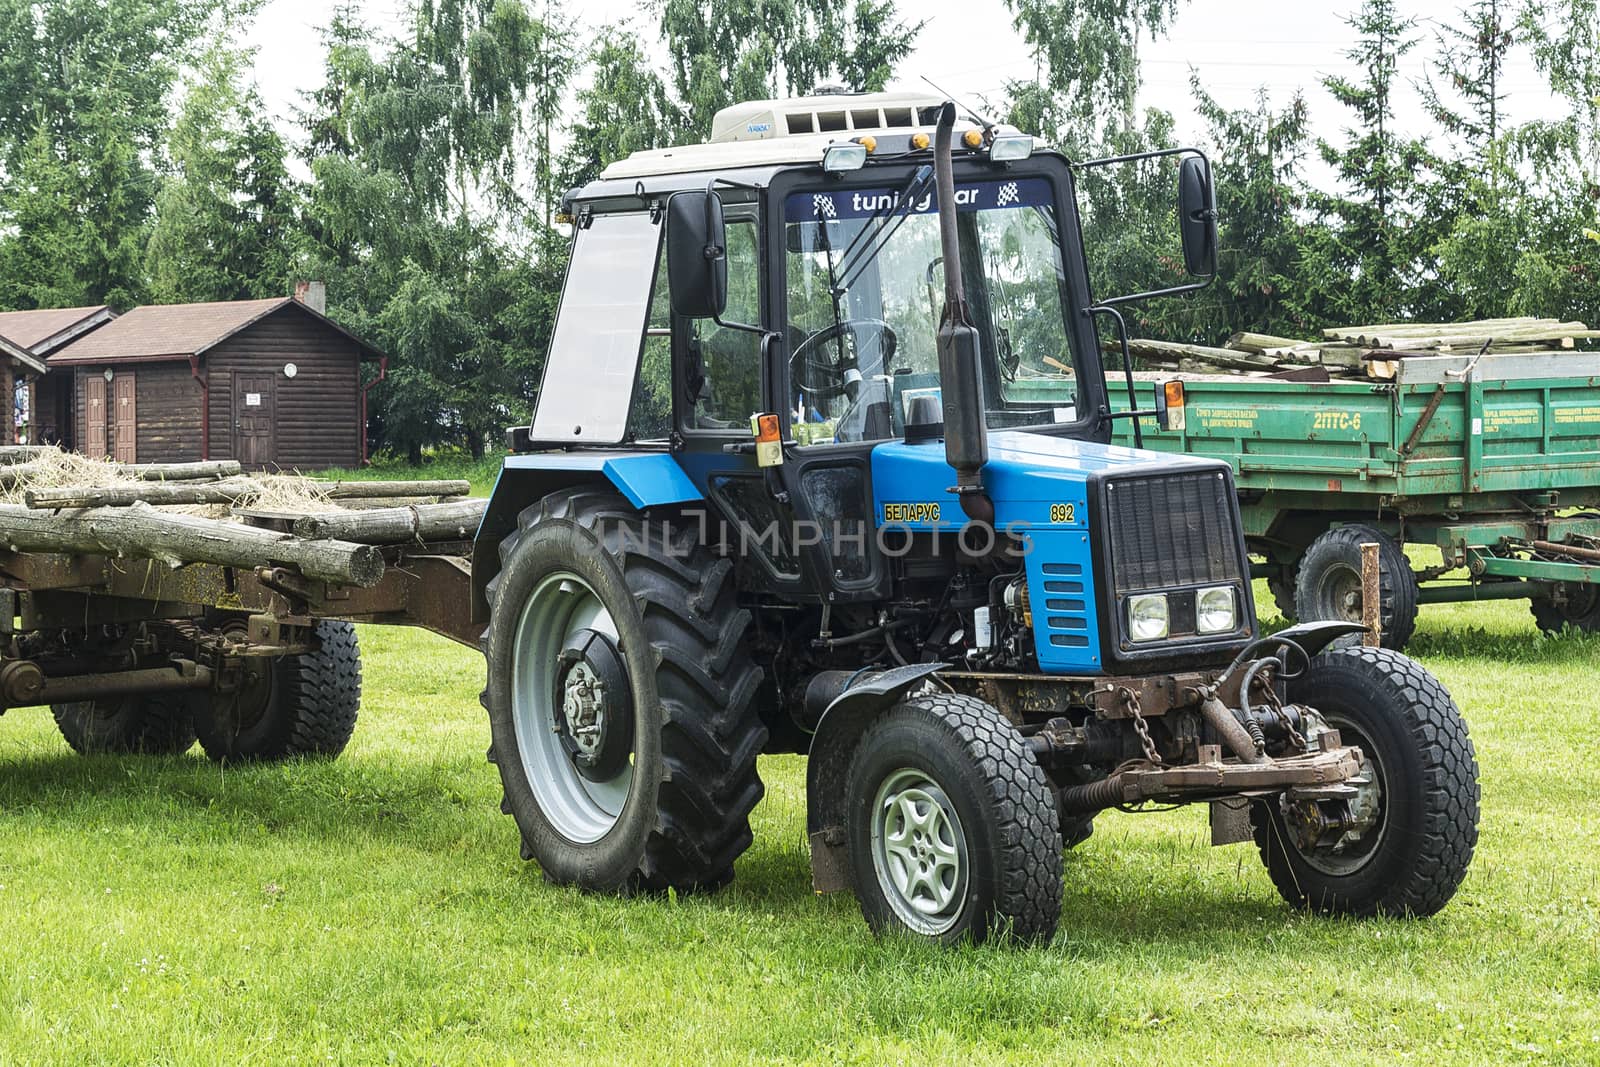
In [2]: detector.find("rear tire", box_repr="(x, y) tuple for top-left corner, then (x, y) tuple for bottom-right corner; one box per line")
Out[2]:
(1251, 646), (1478, 917)
(53, 694), (198, 755)
(845, 694), (1061, 943)
(194, 620), (362, 761)
(1294, 525), (1418, 650)
(482, 490), (766, 894)
(1530, 582), (1600, 635)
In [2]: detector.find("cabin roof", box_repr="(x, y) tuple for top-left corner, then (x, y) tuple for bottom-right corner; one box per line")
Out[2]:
(48, 298), (383, 366)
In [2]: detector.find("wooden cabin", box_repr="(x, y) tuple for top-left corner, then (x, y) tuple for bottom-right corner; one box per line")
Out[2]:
(0, 305), (116, 445)
(46, 297), (386, 469)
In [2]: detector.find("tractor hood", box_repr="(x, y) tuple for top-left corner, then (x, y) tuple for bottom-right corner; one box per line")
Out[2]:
(870, 430), (1222, 532)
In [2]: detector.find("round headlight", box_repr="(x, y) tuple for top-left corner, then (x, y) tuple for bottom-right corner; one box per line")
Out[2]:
(1128, 593), (1169, 642)
(1196, 585), (1237, 635)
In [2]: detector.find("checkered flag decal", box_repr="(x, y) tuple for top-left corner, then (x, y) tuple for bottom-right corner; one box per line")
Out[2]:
(812, 194), (837, 219)
(996, 181), (1020, 208)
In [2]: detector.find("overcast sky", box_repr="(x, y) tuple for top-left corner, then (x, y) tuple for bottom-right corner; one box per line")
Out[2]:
(249, 0), (1567, 171)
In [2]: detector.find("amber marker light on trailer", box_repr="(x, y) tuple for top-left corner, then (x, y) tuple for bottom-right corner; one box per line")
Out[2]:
(753, 412), (785, 467)
(1162, 379), (1186, 432)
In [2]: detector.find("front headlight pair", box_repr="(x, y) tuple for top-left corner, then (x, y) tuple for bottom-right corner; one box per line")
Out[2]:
(1126, 585), (1237, 642)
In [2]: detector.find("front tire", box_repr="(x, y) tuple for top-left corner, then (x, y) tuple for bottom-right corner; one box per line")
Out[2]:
(194, 620), (362, 761)
(53, 694), (198, 755)
(482, 490), (766, 894)
(845, 694), (1061, 943)
(1252, 646), (1478, 917)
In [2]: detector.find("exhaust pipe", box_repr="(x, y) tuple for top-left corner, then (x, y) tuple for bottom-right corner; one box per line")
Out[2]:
(932, 102), (993, 525)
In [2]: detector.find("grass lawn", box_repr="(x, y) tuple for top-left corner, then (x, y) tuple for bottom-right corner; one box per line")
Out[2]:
(1, 589), (1597, 1064)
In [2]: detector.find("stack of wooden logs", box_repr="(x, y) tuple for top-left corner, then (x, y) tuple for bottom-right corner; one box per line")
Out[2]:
(0, 449), (486, 588)
(1114, 316), (1599, 380)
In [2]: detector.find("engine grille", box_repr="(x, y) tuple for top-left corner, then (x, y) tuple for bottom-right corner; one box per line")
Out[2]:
(1104, 470), (1242, 595)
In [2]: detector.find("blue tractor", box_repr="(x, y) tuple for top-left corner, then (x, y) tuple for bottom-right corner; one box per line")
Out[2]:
(472, 92), (1478, 943)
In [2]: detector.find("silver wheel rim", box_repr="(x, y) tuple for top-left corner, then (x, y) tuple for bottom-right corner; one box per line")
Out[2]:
(870, 768), (969, 935)
(511, 571), (633, 844)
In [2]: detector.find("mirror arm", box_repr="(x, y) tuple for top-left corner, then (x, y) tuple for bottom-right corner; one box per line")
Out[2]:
(1086, 304), (1142, 448)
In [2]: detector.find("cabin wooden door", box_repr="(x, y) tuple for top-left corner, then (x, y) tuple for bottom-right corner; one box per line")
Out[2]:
(234, 372), (275, 467)
(84, 374), (108, 458)
(112, 372), (137, 463)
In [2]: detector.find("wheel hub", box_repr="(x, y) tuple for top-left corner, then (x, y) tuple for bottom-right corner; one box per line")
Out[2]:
(554, 629), (632, 783)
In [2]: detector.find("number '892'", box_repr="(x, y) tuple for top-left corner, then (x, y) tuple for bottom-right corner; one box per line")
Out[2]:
(1048, 503), (1076, 523)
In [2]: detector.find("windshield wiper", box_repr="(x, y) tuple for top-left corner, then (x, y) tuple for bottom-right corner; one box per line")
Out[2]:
(831, 165), (934, 295)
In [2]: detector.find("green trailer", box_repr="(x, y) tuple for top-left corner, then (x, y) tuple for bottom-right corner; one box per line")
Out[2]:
(1017, 350), (1600, 646)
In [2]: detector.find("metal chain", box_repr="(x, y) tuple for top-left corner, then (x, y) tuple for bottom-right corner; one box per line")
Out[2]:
(1119, 687), (1163, 765)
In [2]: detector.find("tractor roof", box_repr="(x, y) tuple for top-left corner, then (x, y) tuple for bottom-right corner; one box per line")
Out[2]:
(598, 90), (1009, 181)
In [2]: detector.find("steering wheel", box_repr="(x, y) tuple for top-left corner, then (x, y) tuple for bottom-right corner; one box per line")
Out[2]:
(790, 319), (898, 405)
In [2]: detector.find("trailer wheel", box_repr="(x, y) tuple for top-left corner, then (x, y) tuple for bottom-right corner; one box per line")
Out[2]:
(194, 621), (362, 762)
(1530, 582), (1600, 635)
(52, 694), (199, 755)
(482, 490), (766, 894)
(1251, 646), (1478, 917)
(1294, 525), (1418, 649)
(844, 694), (1061, 943)
(1266, 563), (1299, 622)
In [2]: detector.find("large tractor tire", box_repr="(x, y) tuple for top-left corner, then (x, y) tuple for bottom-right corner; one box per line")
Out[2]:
(53, 694), (198, 755)
(1294, 524), (1418, 650)
(1251, 646), (1478, 917)
(194, 620), (362, 762)
(1529, 581), (1600, 635)
(844, 693), (1061, 943)
(482, 490), (766, 894)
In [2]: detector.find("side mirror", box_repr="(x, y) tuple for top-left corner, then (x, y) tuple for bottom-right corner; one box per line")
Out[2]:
(1177, 155), (1217, 278)
(666, 190), (728, 319)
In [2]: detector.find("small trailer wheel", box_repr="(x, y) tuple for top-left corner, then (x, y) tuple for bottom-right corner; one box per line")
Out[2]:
(844, 694), (1061, 943)
(194, 620), (362, 762)
(52, 694), (199, 755)
(1530, 581), (1600, 635)
(1251, 646), (1478, 917)
(1294, 524), (1418, 650)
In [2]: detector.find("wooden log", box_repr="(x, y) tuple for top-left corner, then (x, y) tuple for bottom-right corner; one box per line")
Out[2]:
(0, 445), (52, 466)
(291, 499), (488, 543)
(0, 462), (50, 489)
(124, 460), (244, 481)
(1322, 317), (1548, 341)
(24, 477), (261, 510)
(296, 479), (473, 500)
(1226, 331), (1307, 354)
(0, 501), (384, 587)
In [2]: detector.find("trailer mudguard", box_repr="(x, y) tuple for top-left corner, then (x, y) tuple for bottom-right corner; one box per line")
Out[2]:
(469, 452), (704, 625)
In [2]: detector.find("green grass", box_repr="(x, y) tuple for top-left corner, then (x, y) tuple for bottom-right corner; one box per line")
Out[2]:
(2, 593), (1598, 1064)
(312, 450), (504, 496)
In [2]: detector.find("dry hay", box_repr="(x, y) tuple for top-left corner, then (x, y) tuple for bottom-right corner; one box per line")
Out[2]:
(0, 447), (346, 518)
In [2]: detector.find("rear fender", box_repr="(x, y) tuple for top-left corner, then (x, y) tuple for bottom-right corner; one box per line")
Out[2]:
(804, 663), (946, 893)
(469, 453), (703, 626)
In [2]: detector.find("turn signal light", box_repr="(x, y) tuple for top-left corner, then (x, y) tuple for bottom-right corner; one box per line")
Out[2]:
(753, 412), (784, 467)
(1160, 379), (1186, 432)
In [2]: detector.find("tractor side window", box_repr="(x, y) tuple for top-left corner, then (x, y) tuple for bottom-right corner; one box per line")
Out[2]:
(627, 253), (674, 441)
(686, 218), (762, 430)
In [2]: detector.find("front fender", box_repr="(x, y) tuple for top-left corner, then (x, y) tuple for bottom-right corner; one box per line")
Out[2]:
(804, 662), (946, 893)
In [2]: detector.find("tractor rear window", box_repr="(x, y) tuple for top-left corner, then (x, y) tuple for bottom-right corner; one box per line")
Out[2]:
(530, 211), (662, 444)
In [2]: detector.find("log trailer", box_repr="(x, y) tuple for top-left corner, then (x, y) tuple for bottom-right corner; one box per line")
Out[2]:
(0, 92), (1481, 944)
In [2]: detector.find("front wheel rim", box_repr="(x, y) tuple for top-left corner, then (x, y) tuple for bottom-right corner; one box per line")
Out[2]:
(870, 768), (969, 935)
(511, 571), (634, 845)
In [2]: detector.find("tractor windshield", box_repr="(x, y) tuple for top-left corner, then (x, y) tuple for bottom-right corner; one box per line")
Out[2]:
(784, 177), (1080, 445)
